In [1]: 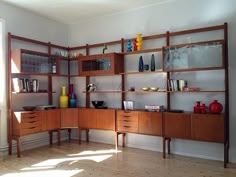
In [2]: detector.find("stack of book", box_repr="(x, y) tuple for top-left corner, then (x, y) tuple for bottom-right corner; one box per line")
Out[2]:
(12, 78), (39, 93)
(167, 79), (187, 91)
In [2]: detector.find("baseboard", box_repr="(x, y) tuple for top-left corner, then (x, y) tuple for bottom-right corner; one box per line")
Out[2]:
(0, 131), (69, 157)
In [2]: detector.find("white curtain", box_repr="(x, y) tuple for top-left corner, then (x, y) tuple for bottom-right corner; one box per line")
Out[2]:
(0, 19), (6, 107)
(0, 18), (8, 148)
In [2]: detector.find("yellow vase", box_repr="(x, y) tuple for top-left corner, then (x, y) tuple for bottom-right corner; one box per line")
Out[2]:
(136, 33), (142, 51)
(59, 86), (68, 108)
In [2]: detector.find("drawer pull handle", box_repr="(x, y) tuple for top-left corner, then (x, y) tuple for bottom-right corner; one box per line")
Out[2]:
(123, 116), (131, 118)
(123, 120), (130, 122)
(29, 121), (36, 123)
(29, 116), (36, 118)
(124, 125), (131, 128)
(29, 127), (36, 129)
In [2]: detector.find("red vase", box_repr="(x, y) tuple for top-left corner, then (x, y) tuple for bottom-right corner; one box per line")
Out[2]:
(194, 101), (201, 113)
(209, 100), (223, 114)
(200, 104), (207, 114)
(68, 84), (77, 107)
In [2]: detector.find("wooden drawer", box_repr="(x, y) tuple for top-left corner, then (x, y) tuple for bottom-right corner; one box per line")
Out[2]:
(21, 123), (42, 135)
(13, 111), (42, 136)
(116, 110), (138, 118)
(21, 113), (41, 123)
(21, 112), (39, 118)
(116, 110), (138, 133)
(116, 122), (138, 132)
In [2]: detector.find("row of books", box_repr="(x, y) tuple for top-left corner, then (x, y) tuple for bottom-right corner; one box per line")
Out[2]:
(12, 78), (39, 93)
(167, 79), (187, 91)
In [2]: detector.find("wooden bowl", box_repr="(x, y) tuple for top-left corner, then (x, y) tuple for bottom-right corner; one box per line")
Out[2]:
(23, 106), (36, 111)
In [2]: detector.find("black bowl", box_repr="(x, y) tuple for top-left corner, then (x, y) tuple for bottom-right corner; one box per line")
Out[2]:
(92, 101), (104, 108)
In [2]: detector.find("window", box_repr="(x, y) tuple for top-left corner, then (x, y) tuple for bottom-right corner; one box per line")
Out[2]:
(0, 19), (6, 107)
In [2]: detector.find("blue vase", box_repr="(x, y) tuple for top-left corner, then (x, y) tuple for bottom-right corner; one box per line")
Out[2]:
(138, 56), (144, 72)
(151, 54), (155, 71)
(69, 93), (77, 108)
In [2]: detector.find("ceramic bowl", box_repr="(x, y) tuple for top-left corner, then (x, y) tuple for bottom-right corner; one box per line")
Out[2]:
(23, 106), (36, 111)
(92, 101), (104, 108)
(142, 87), (150, 91)
(150, 87), (159, 91)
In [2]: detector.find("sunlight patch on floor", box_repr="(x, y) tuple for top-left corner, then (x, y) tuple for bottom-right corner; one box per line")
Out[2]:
(68, 149), (122, 156)
(30, 154), (113, 167)
(0, 169), (83, 177)
(1, 148), (120, 177)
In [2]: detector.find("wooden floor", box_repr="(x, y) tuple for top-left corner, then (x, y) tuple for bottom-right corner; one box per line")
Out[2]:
(0, 141), (235, 177)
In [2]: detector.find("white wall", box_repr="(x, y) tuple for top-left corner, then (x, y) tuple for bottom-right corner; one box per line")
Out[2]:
(0, 2), (69, 154)
(68, 0), (236, 162)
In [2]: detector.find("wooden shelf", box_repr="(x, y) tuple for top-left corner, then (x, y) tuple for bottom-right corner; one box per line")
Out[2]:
(12, 91), (56, 94)
(12, 72), (69, 77)
(120, 70), (165, 75)
(83, 90), (167, 94)
(168, 90), (225, 93)
(165, 66), (225, 72)
(163, 39), (224, 49)
(83, 90), (122, 93)
(125, 90), (167, 93)
(121, 48), (162, 55)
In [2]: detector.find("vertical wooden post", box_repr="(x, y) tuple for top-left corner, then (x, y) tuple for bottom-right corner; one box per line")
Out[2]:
(7, 33), (12, 155)
(223, 22), (229, 168)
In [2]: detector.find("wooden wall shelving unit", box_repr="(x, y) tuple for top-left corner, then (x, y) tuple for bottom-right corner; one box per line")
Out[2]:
(7, 23), (229, 167)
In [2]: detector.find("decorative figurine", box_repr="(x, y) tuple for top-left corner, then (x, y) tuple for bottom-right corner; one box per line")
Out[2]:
(103, 44), (108, 54)
(136, 33), (142, 51)
(133, 39), (137, 51)
(126, 40), (132, 52)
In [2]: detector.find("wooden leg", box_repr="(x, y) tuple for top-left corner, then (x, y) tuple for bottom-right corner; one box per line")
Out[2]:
(115, 132), (119, 151)
(57, 129), (61, 146)
(122, 133), (126, 147)
(16, 137), (21, 158)
(8, 138), (12, 155)
(86, 129), (89, 143)
(78, 128), (81, 144)
(49, 131), (53, 145)
(162, 137), (166, 158)
(168, 138), (171, 154)
(68, 128), (72, 142)
(224, 141), (229, 168)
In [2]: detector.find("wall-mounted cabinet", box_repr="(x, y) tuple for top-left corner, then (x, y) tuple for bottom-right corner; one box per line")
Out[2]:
(11, 49), (68, 75)
(162, 40), (225, 72)
(78, 53), (124, 76)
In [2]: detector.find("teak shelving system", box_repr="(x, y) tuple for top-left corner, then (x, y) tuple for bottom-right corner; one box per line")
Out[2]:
(7, 33), (70, 156)
(7, 23), (229, 167)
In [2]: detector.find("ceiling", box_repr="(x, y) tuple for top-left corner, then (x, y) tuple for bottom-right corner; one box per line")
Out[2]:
(2, 0), (172, 24)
